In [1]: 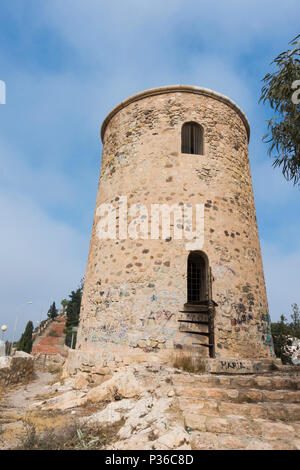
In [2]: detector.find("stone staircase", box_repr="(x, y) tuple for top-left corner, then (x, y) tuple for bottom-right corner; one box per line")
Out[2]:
(32, 315), (67, 357)
(9, 359), (299, 450)
(171, 372), (300, 450)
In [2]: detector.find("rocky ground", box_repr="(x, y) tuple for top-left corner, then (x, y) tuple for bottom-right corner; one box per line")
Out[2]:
(0, 362), (300, 450)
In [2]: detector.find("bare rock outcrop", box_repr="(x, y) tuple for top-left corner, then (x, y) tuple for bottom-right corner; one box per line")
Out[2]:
(31, 362), (300, 450)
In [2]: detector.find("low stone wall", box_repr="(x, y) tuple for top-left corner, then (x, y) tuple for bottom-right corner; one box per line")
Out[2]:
(0, 351), (34, 387)
(62, 347), (282, 380)
(202, 357), (282, 374)
(32, 317), (57, 343)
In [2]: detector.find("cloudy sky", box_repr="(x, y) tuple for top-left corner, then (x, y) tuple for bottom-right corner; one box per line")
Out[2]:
(0, 0), (299, 340)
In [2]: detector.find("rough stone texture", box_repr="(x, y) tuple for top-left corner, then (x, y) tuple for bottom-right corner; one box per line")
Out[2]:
(68, 85), (275, 372)
(37, 390), (87, 411)
(34, 362), (300, 450)
(85, 370), (143, 403)
(0, 351), (34, 387)
(202, 357), (282, 374)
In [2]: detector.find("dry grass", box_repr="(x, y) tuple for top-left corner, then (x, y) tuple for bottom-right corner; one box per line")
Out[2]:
(0, 421), (26, 447)
(16, 417), (124, 450)
(172, 353), (205, 374)
(20, 411), (70, 434)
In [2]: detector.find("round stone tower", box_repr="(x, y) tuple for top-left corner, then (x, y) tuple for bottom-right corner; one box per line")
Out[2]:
(74, 85), (275, 370)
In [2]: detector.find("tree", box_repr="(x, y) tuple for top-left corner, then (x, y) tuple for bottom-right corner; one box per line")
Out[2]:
(60, 299), (68, 315)
(18, 321), (34, 354)
(260, 34), (300, 185)
(271, 304), (300, 364)
(5, 341), (11, 355)
(290, 303), (300, 338)
(271, 315), (291, 364)
(47, 302), (58, 320)
(65, 285), (83, 348)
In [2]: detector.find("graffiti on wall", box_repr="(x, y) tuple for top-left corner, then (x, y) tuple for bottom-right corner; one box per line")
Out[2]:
(215, 261), (236, 278)
(263, 313), (275, 357)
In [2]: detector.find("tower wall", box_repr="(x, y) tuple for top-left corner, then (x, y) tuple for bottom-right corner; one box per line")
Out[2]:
(75, 86), (274, 367)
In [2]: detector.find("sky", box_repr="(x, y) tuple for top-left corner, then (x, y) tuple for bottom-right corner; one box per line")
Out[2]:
(0, 0), (299, 341)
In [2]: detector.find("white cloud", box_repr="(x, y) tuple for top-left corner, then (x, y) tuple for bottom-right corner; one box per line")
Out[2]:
(40, 0), (300, 61)
(0, 189), (88, 341)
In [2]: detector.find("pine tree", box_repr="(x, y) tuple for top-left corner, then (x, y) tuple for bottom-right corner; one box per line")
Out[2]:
(271, 314), (293, 364)
(290, 303), (300, 338)
(18, 321), (34, 354)
(47, 302), (58, 320)
(61, 299), (68, 315)
(65, 286), (83, 347)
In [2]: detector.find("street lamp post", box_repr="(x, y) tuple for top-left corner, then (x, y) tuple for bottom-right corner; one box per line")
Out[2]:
(0, 325), (7, 356)
(10, 302), (33, 356)
(71, 326), (78, 349)
(0, 325), (7, 355)
(1, 325), (7, 340)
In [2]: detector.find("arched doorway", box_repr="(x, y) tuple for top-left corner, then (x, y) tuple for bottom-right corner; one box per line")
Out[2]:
(187, 251), (208, 304)
(179, 251), (216, 358)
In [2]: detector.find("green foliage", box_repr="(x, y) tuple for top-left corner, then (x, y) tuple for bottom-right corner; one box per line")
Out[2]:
(271, 304), (300, 364)
(271, 315), (292, 364)
(290, 303), (300, 337)
(5, 341), (11, 355)
(60, 299), (68, 315)
(47, 302), (58, 320)
(47, 329), (59, 337)
(18, 321), (34, 354)
(65, 327), (78, 348)
(260, 34), (300, 185)
(65, 282), (83, 348)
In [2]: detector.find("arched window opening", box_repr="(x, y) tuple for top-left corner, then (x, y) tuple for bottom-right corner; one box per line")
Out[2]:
(181, 122), (204, 155)
(187, 252), (208, 304)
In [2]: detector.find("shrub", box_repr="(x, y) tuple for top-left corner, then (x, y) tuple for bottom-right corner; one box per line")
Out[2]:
(17, 419), (123, 450)
(173, 353), (205, 373)
(47, 329), (60, 337)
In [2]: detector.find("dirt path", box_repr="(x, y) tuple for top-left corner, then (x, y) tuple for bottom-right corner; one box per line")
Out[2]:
(3, 371), (53, 410)
(0, 371), (55, 449)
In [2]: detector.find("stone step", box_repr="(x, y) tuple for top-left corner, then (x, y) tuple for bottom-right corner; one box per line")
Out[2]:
(177, 386), (300, 404)
(186, 412), (300, 449)
(171, 373), (300, 391)
(0, 416), (18, 424)
(184, 409), (300, 436)
(31, 345), (61, 355)
(190, 431), (300, 450)
(178, 397), (300, 421)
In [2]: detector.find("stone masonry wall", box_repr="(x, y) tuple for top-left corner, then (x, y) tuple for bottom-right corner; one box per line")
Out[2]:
(74, 86), (275, 368)
(0, 351), (34, 388)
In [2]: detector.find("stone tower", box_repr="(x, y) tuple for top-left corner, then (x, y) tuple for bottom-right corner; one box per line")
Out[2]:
(73, 85), (275, 371)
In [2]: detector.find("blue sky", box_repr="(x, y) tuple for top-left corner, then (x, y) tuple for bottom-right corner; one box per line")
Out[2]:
(0, 0), (299, 340)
